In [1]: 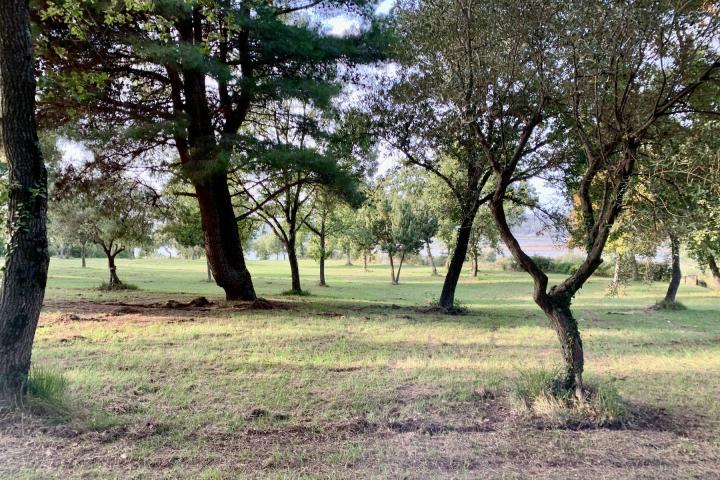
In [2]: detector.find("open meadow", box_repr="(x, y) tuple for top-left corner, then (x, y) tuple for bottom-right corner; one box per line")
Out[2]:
(1, 257), (719, 479)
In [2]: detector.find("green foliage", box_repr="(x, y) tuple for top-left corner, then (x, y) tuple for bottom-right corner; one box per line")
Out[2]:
(97, 281), (139, 291)
(505, 255), (614, 278)
(25, 367), (69, 418)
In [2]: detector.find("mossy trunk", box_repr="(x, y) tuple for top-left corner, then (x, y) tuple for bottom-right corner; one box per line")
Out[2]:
(664, 234), (681, 303)
(0, 0), (50, 406)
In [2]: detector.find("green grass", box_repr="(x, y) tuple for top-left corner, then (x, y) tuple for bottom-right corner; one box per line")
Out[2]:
(4, 256), (719, 478)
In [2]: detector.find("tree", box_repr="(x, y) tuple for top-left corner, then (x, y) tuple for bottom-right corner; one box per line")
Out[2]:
(341, 204), (377, 271)
(304, 190), (353, 286)
(160, 191), (210, 280)
(486, 1), (718, 397)
(35, 0), (385, 300)
(53, 167), (156, 288)
(371, 191), (423, 285)
(234, 101), (367, 294)
(0, 0), (51, 405)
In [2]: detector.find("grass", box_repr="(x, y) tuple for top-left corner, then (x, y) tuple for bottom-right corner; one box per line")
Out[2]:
(24, 368), (69, 419)
(1, 256), (719, 478)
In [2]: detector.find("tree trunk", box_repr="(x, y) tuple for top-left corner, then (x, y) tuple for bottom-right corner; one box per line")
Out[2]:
(395, 251), (406, 284)
(539, 294), (585, 397)
(193, 173), (256, 301)
(628, 254), (639, 281)
(81, 243), (86, 268)
(318, 234), (326, 287)
(389, 253), (397, 285)
(438, 219), (473, 310)
(644, 256), (652, 283)
(287, 238), (302, 293)
(608, 253), (622, 296)
(664, 234), (681, 303)
(708, 255), (720, 289)
(472, 249), (479, 277)
(0, 0), (51, 406)
(363, 251), (368, 272)
(345, 248), (353, 266)
(206, 257), (213, 283)
(106, 252), (122, 287)
(426, 241), (438, 276)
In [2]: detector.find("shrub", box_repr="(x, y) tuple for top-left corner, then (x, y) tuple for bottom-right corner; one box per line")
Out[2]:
(503, 255), (615, 278)
(97, 281), (139, 291)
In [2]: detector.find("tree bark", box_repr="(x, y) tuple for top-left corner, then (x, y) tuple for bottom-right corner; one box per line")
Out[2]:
(363, 251), (368, 272)
(471, 248), (479, 277)
(438, 219), (473, 310)
(538, 294), (585, 395)
(206, 257), (213, 283)
(389, 253), (397, 285)
(345, 248), (353, 266)
(708, 255), (720, 289)
(287, 237), (302, 293)
(664, 234), (681, 303)
(0, 0), (51, 406)
(318, 233), (326, 286)
(104, 249), (123, 287)
(395, 250), (406, 284)
(425, 241), (438, 276)
(193, 173), (256, 301)
(81, 243), (86, 268)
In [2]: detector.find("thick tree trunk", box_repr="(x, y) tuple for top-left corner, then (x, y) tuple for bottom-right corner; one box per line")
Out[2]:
(193, 173), (256, 301)
(664, 234), (681, 303)
(438, 219), (473, 310)
(708, 255), (720, 289)
(539, 294), (584, 397)
(81, 243), (86, 268)
(425, 241), (438, 276)
(206, 257), (213, 283)
(389, 254), (397, 285)
(287, 238), (302, 293)
(0, 0), (50, 406)
(318, 234), (326, 286)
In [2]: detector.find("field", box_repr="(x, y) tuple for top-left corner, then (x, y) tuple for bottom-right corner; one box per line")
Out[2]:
(1, 257), (719, 479)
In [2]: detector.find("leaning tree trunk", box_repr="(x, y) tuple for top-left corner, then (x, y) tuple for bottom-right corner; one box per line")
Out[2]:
(394, 251), (406, 284)
(708, 255), (720, 289)
(193, 172), (256, 301)
(664, 234), (681, 303)
(0, 0), (51, 406)
(318, 234), (327, 287)
(425, 241), (438, 276)
(388, 254), (397, 285)
(286, 237), (302, 293)
(438, 219), (474, 310)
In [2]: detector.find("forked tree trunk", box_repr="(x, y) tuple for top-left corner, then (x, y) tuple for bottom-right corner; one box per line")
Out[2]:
(425, 241), (438, 276)
(664, 234), (681, 303)
(193, 173), (256, 301)
(708, 255), (720, 289)
(81, 243), (86, 268)
(318, 233), (327, 286)
(438, 219), (474, 310)
(104, 250), (123, 287)
(395, 251), (406, 284)
(0, 0), (51, 406)
(287, 237), (302, 293)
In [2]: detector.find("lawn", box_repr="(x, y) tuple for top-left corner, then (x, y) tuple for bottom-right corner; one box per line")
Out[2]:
(2, 257), (719, 479)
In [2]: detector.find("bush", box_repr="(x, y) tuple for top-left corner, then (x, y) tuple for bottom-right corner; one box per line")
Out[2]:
(502, 255), (615, 278)
(97, 281), (139, 291)
(509, 368), (631, 427)
(26, 367), (70, 418)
